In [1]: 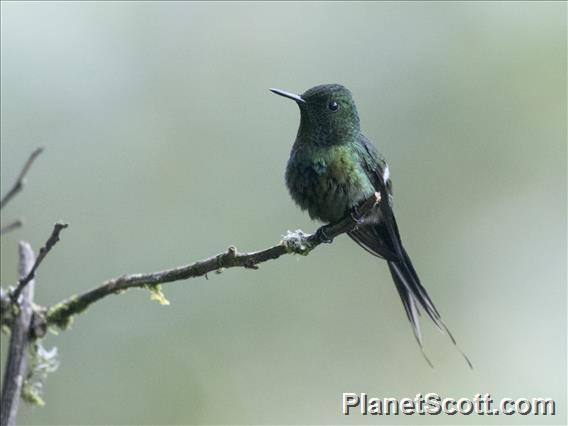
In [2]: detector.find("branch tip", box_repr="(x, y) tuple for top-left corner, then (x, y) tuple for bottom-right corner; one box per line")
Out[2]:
(0, 147), (45, 211)
(12, 222), (68, 302)
(0, 220), (24, 236)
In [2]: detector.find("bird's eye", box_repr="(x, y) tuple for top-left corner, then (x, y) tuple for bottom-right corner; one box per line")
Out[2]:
(328, 101), (339, 111)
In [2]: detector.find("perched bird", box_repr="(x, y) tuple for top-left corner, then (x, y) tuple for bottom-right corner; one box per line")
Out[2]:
(271, 84), (471, 367)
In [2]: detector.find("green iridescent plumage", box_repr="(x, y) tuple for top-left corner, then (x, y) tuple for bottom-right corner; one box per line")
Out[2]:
(271, 84), (471, 367)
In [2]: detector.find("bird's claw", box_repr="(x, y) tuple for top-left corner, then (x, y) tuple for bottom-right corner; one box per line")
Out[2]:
(349, 205), (365, 225)
(315, 226), (333, 244)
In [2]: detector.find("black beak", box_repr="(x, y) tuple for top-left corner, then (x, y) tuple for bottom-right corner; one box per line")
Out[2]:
(269, 88), (306, 103)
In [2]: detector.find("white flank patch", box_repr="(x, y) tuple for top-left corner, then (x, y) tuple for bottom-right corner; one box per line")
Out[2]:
(383, 165), (390, 183)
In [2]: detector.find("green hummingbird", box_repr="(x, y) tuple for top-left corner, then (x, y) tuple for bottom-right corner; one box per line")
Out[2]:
(271, 84), (471, 367)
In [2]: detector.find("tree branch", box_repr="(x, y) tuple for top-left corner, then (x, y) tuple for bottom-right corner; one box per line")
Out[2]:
(0, 220), (23, 236)
(11, 223), (68, 303)
(1, 243), (36, 426)
(0, 148), (44, 210)
(45, 193), (380, 330)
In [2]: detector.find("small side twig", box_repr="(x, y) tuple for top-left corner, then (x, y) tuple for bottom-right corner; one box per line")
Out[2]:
(45, 193), (380, 330)
(0, 147), (44, 210)
(11, 223), (68, 303)
(0, 220), (23, 236)
(0, 242), (36, 426)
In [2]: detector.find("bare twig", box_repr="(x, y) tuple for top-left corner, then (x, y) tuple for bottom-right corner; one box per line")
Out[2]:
(0, 220), (23, 236)
(12, 223), (68, 302)
(1, 243), (36, 426)
(45, 193), (380, 330)
(0, 148), (44, 210)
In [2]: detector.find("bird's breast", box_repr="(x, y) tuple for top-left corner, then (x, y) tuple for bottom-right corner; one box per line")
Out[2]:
(285, 145), (375, 223)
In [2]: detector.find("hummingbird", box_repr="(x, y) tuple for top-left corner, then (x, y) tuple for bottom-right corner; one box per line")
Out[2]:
(270, 84), (471, 367)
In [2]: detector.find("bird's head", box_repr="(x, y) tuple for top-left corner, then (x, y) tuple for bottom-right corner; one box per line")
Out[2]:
(270, 84), (360, 145)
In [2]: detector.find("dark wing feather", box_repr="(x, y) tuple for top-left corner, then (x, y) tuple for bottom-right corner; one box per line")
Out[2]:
(349, 226), (398, 261)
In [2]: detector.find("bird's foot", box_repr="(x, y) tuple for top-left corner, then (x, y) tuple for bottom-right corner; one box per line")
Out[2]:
(349, 205), (365, 225)
(349, 192), (381, 225)
(315, 226), (333, 244)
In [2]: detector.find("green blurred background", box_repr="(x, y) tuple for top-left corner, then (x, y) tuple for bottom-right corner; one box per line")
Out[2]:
(1, 2), (565, 425)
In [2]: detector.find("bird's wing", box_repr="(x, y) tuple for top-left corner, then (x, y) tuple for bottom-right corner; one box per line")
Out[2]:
(348, 134), (402, 261)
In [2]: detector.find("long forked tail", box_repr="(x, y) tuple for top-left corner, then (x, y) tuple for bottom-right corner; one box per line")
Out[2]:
(388, 249), (473, 369)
